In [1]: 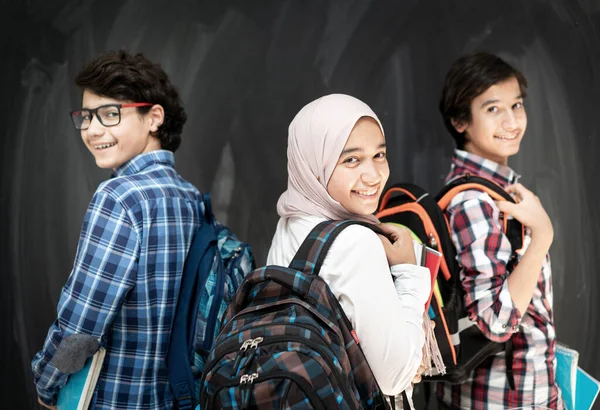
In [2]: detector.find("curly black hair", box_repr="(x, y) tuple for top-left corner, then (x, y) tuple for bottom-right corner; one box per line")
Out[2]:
(439, 52), (528, 149)
(75, 50), (186, 152)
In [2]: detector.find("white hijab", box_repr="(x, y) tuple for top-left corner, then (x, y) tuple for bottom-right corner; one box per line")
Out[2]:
(277, 94), (384, 223)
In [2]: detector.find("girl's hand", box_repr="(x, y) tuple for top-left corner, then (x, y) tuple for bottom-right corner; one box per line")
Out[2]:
(377, 223), (416, 265)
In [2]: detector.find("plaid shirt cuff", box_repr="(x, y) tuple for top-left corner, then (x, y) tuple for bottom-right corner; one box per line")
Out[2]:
(485, 279), (522, 339)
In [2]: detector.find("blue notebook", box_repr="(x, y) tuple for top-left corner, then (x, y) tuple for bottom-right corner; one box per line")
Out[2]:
(555, 344), (600, 410)
(556, 344), (578, 410)
(576, 366), (600, 410)
(57, 347), (106, 410)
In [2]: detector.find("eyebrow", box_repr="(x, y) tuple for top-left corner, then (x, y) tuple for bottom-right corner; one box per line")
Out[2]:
(340, 142), (386, 156)
(480, 95), (524, 109)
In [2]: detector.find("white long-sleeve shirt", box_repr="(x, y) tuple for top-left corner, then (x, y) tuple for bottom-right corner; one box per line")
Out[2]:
(267, 215), (431, 397)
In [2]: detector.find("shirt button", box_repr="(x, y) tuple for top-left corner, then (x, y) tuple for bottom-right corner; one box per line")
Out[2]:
(502, 324), (507, 329)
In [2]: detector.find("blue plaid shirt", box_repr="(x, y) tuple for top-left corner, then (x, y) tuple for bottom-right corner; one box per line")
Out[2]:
(32, 150), (203, 409)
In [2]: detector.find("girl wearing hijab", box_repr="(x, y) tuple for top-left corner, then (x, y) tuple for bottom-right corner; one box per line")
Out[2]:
(267, 94), (433, 407)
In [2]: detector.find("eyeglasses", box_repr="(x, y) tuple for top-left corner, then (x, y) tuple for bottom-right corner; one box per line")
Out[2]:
(70, 103), (154, 130)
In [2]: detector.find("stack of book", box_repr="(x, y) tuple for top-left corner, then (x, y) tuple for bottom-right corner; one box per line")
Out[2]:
(555, 344), (599, 410)
(56, 347), (106, 410)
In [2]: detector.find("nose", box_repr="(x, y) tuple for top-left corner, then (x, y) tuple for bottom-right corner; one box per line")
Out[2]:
(502, 110), (519, 131)
(361, 160), (381, 185)
(85, 114), (105, 137)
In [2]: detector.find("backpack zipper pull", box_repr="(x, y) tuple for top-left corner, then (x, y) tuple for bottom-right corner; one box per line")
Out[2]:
(232, 246), (243, 258)
(249, 336), (263, 349)
(428, 233), (438, 249)
(231, 338), (253, 376)
(240, 372), (259, 410)
(237, 337), (264, 376)
(244, 337), (263, 371)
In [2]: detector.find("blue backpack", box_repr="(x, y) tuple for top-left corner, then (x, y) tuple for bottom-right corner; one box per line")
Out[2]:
(167, 193), (255, 410)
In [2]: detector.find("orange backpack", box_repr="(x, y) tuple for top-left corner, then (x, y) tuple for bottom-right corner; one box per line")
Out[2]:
(377, 174), (524, 387)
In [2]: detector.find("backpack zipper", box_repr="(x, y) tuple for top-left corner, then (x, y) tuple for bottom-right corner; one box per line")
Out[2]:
(203, 242), (249, 352)
(204, 320), (333, 379)
(203, 255), (225, 351)
(230, 318), (343, 377)
(206, 301), (343, 375)
(217, 298), (340, 343)
(203, 333), (359, 410)
(226, 245), (246, 290)
(207, 371), (325, 410)
(206, 318), (341, 378)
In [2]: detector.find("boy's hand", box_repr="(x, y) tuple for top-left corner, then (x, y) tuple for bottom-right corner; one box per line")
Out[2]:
(38, 397), (57, 410)
(377, 223), (416, 265)
(495, 183), (554, 245)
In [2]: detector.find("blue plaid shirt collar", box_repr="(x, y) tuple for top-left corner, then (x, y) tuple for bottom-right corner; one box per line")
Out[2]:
(448, 149), (521, 188)
(112, 150), (175, 178)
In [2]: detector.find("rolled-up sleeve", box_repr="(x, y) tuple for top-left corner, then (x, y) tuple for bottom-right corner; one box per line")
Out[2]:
(31, 190), (139, 405)
(447, 191), (522, 343)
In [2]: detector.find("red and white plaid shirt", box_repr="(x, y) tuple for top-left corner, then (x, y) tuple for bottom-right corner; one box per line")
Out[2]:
(436, 149), (562, 409)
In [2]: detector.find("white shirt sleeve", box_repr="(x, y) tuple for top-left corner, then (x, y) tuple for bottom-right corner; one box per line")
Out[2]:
(319, 225), (431, 396)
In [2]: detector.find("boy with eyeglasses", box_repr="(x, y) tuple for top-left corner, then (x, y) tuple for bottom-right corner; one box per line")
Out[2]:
(32, 50), (203, 410)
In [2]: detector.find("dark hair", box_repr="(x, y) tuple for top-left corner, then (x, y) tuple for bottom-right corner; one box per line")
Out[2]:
(439, 52), (528, 148)
(75, 50), (186, 152)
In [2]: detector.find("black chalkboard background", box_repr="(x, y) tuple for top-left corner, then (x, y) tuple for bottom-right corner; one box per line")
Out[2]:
(1, 1), (598, 408)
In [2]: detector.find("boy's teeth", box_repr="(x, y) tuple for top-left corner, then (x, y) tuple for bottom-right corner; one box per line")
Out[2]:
(94, 143), (116, 149)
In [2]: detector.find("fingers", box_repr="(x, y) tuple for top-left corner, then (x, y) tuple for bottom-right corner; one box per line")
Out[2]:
(505, 185), (523, 203)
(378, 223), (413, 243)
(494, 200), (517, 215)
(412, 364), (426, 383)
(377, 234), (392, 247)
(377, 232), (416, 265)
(506, 183), (534, 201)
(37, 397), (57, 410)
(377, 222), (402, 238)
(377, 234), (394, 264)
(505, 183), (523, 194)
